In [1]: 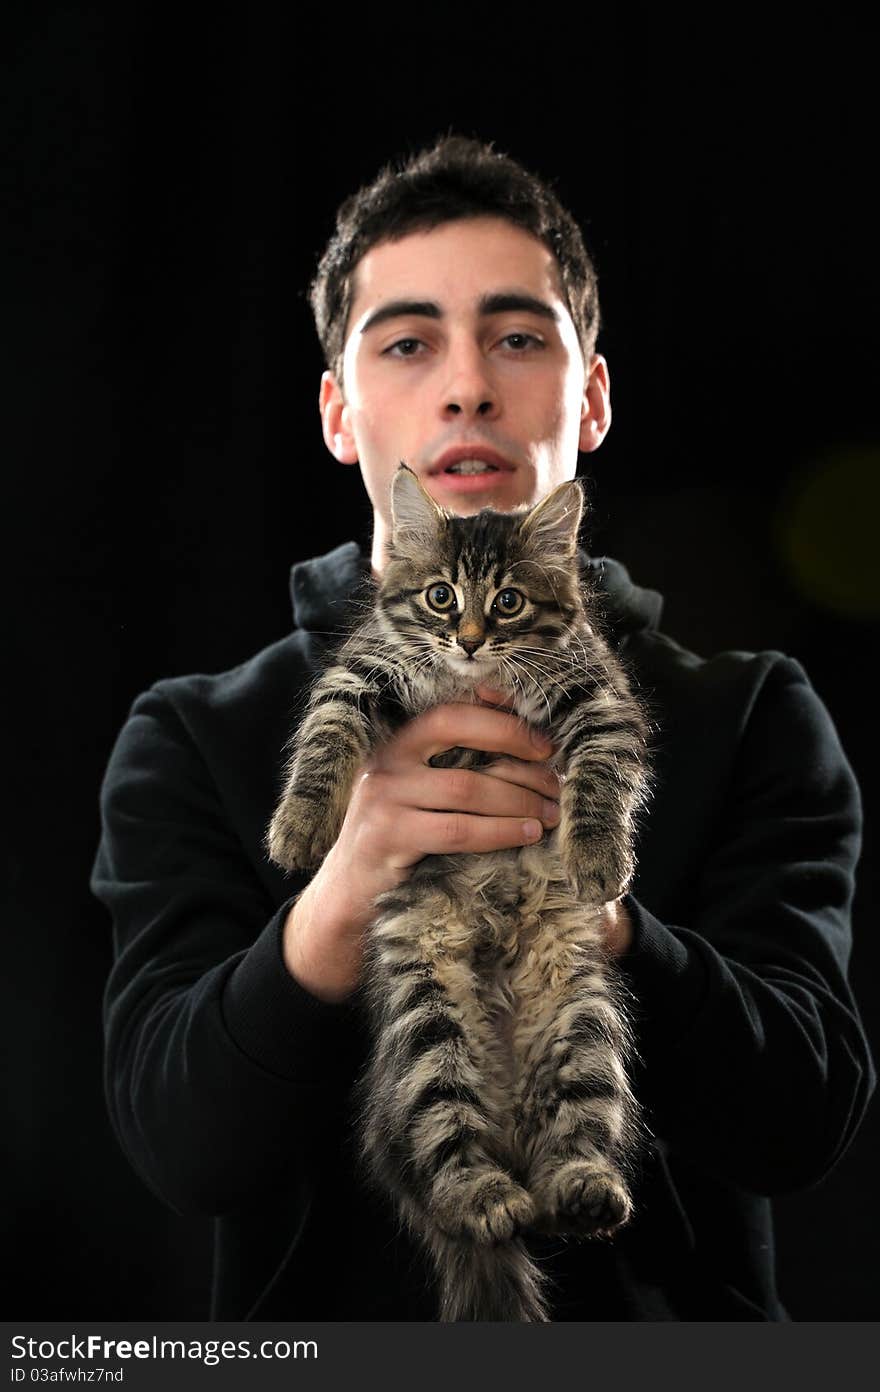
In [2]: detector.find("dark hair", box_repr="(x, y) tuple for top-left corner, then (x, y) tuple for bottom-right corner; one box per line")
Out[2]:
(309, 135), (602, 394)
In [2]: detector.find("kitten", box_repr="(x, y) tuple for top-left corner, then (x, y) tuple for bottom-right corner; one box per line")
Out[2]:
(267, 465), (651, 1321)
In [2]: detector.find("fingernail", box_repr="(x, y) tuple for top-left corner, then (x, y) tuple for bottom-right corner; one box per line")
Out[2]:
(542, 799), (560, 823)
(522, 820), (543, 841)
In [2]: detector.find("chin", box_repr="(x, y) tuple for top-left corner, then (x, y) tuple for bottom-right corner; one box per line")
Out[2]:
(425, 472), (531, 516)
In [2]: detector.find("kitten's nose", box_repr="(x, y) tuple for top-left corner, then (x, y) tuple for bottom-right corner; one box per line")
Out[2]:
(458, 621), (484, 657)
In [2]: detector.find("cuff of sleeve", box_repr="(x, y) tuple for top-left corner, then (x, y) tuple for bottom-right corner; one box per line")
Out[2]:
(618, 894), (713, 1053)
(221, 895), (364, 1083)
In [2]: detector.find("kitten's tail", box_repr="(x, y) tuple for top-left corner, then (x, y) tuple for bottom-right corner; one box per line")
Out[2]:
(424, 1226), (552, 1323)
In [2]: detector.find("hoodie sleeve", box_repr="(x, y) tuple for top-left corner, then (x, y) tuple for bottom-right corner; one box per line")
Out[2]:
(620, 655), (875, 1196)
(91, 684), (364, 1219)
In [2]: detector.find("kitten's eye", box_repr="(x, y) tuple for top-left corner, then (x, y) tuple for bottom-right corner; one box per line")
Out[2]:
(493, 588), (525, 617)
(426, 583), (457, 612)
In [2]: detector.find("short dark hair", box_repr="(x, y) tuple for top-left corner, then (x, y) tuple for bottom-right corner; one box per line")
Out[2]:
(309, 135), (602, 394)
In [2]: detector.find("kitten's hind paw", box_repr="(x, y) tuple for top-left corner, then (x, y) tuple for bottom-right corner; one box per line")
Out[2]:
(431, 1168), (535, 1246)
(534, 1160), (632, 1238)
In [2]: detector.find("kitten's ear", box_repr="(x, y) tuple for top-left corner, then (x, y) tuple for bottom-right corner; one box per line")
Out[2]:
(518, 480), (584, 556)
(390, 464), (446, 555)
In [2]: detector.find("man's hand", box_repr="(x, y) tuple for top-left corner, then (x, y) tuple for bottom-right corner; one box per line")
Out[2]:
(283, 687), (561, 1002)
(283, 684), (633, 1001)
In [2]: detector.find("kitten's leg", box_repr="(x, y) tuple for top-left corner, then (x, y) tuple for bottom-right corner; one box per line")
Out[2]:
(357, 886), (535, 1246)
(508, 886), (638, 1237)
(554, 684), (649, 905)
(267, 671), (374, 871)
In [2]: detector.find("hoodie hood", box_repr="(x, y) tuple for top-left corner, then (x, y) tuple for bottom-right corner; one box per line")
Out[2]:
(580, 554), (664, 643)
(290, 541), (663, 647)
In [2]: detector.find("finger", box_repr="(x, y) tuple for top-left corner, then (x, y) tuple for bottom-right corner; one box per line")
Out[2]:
(391, 808), (547, 864)
(478, 757), (563, 802)
(391, 766), (561, 826)
(386, 703), (555, 769)
(474, 684), (515, 711)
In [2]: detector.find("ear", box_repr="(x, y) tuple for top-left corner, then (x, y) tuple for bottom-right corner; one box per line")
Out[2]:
(579, 354), (611, 453)
(319, 371), (359, 465)
(518, 480), (584, 556)
(390, 465), (446, 553)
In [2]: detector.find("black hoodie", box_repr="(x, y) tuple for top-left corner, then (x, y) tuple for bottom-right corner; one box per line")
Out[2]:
(91, 542), (875, 1321)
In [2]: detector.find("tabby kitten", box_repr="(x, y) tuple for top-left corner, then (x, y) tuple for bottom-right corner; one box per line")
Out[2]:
(267, 465), (650, 1322)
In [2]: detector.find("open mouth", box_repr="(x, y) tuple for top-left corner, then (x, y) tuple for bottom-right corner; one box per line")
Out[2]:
(443, 460), (500, 475)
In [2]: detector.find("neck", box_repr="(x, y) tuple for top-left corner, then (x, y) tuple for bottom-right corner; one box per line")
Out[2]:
(370, 513), (390, 579)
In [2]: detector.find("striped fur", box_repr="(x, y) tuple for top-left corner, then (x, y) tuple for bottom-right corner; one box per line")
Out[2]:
(267, 469), (651, 1321)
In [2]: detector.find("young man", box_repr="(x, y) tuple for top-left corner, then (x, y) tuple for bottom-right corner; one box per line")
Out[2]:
(92, 136), (874, 1321)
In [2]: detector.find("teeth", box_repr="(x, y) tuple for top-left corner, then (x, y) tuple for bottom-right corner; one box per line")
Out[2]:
(446, 459), (498, 474)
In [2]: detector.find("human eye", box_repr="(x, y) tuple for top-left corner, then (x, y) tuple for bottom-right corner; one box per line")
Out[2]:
(499, 331), (545, 352)
(382, 337), (427, 359)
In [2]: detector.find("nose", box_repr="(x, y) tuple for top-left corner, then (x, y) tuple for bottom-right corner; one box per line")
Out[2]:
(458, 619), (484, 657)
(441, 338), (499, 419)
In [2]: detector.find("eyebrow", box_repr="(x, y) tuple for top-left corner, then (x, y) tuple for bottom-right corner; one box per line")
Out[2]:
(359, 291), (561, 336)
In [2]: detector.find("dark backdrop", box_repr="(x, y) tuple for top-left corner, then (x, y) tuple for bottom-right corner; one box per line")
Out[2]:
(4, 10), (877, 1319)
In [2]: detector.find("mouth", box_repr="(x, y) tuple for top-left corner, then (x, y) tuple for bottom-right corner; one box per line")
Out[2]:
(427, 445), (516, 477)
(446, 649), (494, 673)
(442, 459), (500, 476)
(425, 446), (516, 493)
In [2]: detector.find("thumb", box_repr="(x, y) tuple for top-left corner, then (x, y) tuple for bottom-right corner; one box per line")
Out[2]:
(474, 684), (514, 709)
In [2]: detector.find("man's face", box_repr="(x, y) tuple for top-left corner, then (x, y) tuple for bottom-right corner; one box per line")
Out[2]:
(319, 216), (611, 570)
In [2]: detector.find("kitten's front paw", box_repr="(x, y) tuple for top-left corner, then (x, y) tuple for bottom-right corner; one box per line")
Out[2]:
(561, 834), (634, 906)
(267, 794), (330, 871)
(431, 1167), (535, 1246)
(534, 1159), (632, 1238)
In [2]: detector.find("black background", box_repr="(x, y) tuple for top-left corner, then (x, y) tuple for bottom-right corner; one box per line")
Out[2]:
(3, 10), (877, 1319)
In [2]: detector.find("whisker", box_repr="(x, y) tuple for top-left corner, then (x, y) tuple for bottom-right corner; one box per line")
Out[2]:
(500, 654), (553, 725)
(502, 650), (571, 703)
